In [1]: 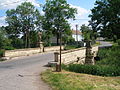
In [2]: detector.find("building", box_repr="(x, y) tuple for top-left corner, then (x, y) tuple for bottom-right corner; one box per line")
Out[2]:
(49, 30), (83, 45)
(72, 30), (83, 41)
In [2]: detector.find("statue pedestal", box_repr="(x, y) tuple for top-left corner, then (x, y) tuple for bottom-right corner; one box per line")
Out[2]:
(85, 40), (95, 65)
(39, 42), (44, 53)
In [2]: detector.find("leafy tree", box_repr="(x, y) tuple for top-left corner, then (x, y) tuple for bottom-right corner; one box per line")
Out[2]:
(29, 31), (39, 48)
(89, 0), (120, 41)
(80, 24), (97, 41)
(6, 2), (42, 48)
(43, 0), (77, 45)
(42, 30), (53, 46)
(0, 27), (12, 49)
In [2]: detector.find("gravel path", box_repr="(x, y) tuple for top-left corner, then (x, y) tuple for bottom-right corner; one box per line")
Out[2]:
(0, 52), (53, 90)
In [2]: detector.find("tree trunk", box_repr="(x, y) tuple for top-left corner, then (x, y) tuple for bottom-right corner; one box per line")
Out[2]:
(25, 32), (27, 48)
(28, 30), (30, 48)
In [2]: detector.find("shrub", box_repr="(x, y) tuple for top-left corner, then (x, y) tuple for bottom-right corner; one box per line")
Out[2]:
(0, 49), (5, 57)
(97, 45), (120, 67)
(117, 39), (120, 46)
(3, 46), (15, 50)
(62, 64), (120, 76)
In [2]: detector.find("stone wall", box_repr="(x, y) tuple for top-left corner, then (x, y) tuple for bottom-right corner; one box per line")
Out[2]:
(5, 46), (64, 58)
(57, 46), (98, 64)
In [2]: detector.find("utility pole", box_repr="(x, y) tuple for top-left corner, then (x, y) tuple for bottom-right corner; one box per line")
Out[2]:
(76, 24), (78, 46)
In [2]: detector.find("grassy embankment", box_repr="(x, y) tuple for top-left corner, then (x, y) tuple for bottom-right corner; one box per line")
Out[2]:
(41, 70), (120, 90)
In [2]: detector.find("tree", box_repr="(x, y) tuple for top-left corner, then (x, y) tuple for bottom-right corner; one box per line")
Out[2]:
(0, 27), (12, 49)
(80, 24), (97, 41)
(89, 0), (120, 41)
(43, 0), (77, 45)
(6, 2), (42, 48)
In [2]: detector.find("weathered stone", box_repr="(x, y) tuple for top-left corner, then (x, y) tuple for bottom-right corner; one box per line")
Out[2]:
(5, 46), (64, 58)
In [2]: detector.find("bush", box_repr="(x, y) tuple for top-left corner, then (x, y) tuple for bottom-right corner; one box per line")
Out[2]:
(0, 49), (5, 57)
(117, 39), (120, 46)
(97, 45), (120, 67)
(62, 64), (120, 76)
(3, 46), (15, 50)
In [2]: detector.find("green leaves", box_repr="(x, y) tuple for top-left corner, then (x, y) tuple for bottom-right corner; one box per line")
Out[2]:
(6, 2), (42, 48)
(80, 24), (97, 41)
(90, 0), (120, 40)
(43, 0), (77, 45)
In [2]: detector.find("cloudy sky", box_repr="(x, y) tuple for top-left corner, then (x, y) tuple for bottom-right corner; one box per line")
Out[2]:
(0, 0), (96, 29)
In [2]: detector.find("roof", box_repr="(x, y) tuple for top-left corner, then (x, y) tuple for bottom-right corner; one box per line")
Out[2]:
(72, 30), (82, 35)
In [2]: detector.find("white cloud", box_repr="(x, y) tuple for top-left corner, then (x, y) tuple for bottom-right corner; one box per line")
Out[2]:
(0, 0), (40, 9)
(69, 4), (90, 30)
(0, 16), (7, 27)
(70, 4), (89, 19)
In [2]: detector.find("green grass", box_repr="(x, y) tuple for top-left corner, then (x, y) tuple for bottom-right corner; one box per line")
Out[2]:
(41, 69), (120, 90)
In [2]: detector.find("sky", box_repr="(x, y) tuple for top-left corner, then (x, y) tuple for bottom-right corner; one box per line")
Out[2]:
(0, 0), (96, 29)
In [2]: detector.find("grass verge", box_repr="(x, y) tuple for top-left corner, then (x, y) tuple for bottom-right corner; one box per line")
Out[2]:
(41, 69), (120, 90)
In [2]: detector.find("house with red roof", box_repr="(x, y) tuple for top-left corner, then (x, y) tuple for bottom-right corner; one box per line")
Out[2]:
(72, 30), (83, 41)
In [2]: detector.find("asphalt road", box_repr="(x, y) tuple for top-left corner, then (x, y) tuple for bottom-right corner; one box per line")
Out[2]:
(0, 52), (53, 90)
(98, 41), (113, 48)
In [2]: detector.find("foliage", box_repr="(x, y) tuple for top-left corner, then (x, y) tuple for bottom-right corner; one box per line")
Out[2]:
(0, 27), (12, 49)
(117, 39), (120, 46)
(42, 31), (53, 46)
(6, 2), (42, 48)
(43, 0), (77, 45)
(0, 49), (5, 57)
(29, 31), (39, 48)
(80, 24), (98, 41)
(97, 45), (120, 67)
(3, 46), (15, 50)
(63, 64), (120, 76)
(89, 0), (120, 40)
(11, 38), (24, 49)
(41, 70), (120, 90)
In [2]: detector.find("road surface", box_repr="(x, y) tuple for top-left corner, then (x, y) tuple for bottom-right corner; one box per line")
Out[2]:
(98, 41), (113, 48)
(0, 52), (53, 90)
